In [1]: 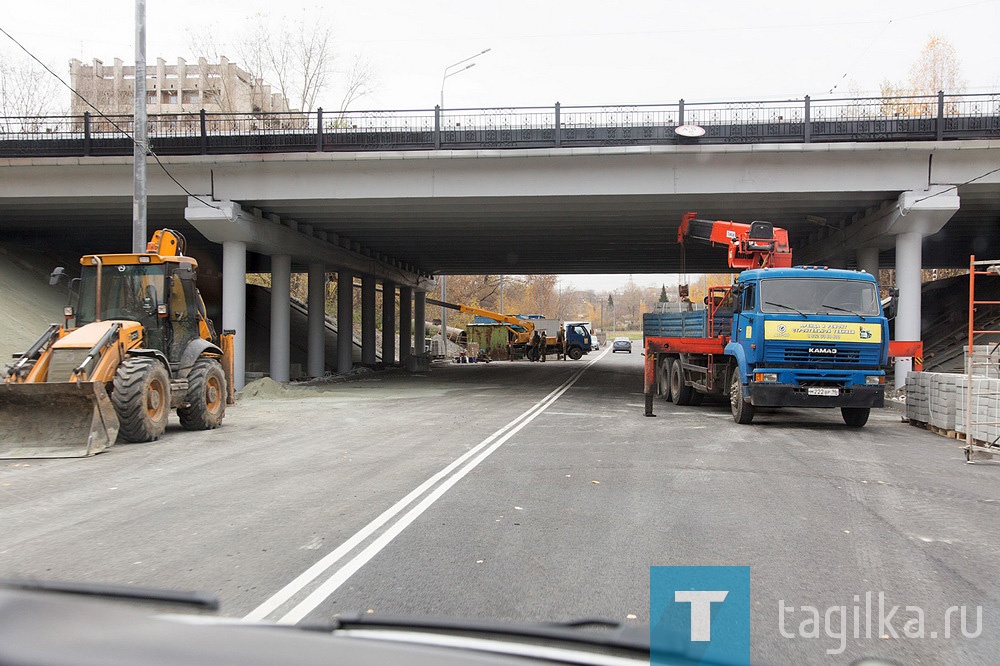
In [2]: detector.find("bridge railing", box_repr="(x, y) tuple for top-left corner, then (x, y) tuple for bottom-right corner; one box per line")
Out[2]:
(0, 92), (997, 157)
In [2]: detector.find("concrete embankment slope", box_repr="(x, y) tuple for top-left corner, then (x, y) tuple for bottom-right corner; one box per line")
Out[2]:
(0, 246), (67, 360)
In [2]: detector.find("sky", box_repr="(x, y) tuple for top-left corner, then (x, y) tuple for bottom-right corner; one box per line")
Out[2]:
(2, 0), (998, 293)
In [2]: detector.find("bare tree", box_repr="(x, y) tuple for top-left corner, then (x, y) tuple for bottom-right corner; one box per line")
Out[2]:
(230, 15), (274, 112)
(0, 51), (64, 130)
(188, 11), (373, 114)
(338, 55), (377, 113)
(287, 12), (333, 112)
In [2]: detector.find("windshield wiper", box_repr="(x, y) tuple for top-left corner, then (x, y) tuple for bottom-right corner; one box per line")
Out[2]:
(763, 301), (809, 318)
(821, 303), (868, 320)
(0, 578), (219, 610)
(316, 612), (649, 653)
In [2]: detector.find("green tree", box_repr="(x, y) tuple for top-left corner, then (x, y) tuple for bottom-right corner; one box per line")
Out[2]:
(659, 284), (669, 303)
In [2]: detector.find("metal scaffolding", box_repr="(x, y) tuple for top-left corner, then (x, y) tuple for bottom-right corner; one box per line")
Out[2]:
(964, 256), (1000, 462)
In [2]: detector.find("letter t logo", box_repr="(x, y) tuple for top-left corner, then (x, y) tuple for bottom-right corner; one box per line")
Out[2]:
(650, 566), (750, 666)
(675, 590), (729, 641)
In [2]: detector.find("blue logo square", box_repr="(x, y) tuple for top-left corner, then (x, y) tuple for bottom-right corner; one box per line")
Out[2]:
(650, 566), (750, 666)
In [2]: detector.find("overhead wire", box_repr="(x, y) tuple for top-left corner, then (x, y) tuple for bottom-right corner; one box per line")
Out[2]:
(0, 24), (222, 212)
(824, 0), (1000, 95)
(827, 20), (893, 95)
(912, 166), (1000, 205)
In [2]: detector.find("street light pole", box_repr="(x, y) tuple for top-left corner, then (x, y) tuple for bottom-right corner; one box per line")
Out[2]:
(133, 0), (147, 253)
(437, 48), (489, 355)
(440, 48), (491, 110)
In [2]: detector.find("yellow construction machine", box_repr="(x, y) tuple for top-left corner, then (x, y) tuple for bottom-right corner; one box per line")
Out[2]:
(0, 229), (235, 458)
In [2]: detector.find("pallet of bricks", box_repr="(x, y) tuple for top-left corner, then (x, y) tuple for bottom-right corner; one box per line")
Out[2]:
(956, 375), (1000, 447)
(905, 372), (960, 438)
(959, 344), (1000, 454)
(907, 369), (1000, 447)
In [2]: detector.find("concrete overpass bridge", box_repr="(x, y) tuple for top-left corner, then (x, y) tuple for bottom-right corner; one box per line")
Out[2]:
(0, 93), (998, 388)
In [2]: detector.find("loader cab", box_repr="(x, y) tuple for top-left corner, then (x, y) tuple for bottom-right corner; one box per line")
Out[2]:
(75, 256), (205, 363)
(76, 261), (165, 327)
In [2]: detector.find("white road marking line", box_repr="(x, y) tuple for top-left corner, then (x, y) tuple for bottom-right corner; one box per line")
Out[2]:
(245, 348), (608, 624)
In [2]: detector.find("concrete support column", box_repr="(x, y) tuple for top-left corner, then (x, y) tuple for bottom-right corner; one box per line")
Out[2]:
(857, 247), (880, 280)
(222, 240), (246, 391)
(337, 270), (353, 374)
(382, 281), (396, 365)
(270, 254), (291, 382)
(413, 291), (426, 355)
(399, 286), (413, 362)
(307, 263), (326, 378)
(894, 231), (923, 388)
(361, 276), (377, 366)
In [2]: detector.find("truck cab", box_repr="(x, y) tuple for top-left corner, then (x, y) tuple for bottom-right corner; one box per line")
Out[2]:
(726, 266), (889, 424)
(562, 322), (593, 360)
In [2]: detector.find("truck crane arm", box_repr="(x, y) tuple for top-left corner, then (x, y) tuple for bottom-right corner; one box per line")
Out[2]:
(677, 212), (792, 269)
(426, 298), (532, 338)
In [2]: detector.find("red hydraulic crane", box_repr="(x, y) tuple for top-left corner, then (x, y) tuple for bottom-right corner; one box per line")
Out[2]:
(677, 212), (793, 269)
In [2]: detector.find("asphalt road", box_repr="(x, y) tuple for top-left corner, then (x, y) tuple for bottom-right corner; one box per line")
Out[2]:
(2, 349), (999, 664)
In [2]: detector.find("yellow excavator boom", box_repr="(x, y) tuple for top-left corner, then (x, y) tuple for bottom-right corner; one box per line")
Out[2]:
(425, 298), (536, 344)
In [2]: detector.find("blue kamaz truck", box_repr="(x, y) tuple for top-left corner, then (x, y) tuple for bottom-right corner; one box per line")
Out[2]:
(642, 266), (890, 426)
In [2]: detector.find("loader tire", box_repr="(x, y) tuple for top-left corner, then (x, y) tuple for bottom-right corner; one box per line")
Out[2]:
(178, 358), (227, 431)
(112, 357), (170, 443)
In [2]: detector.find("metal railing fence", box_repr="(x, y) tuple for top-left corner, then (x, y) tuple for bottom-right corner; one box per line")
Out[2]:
(0, 93), (997, 157)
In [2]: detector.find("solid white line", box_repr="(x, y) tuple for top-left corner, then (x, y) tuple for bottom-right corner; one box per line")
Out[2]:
(276, 352), (604, 624)
(244, 349), (609, 622)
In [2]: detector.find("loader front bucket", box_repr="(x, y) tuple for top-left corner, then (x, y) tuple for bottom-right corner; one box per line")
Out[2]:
(0, 382), (119, 459)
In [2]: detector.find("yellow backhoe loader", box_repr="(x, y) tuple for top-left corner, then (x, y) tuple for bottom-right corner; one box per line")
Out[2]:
(0, 229), (235, 458)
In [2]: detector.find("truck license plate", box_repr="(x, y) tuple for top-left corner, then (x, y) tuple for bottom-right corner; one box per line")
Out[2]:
(808, 387), (839, 397)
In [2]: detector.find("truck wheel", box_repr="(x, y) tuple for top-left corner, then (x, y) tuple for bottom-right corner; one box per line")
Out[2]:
(568, 346), (584, 360)
(658, 358), (673, 401)
(729, 368), (755, 424)
(178, 358), (227, 431)
(841, 407), (870, 427)
(113, 357), (170, 442)
(670, 361), (695, 406)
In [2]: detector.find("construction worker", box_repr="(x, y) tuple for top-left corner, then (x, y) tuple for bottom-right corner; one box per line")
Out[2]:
(556, 325), (566, 360)
(538, 331), (546, 362)
(530, 331), (541, 362)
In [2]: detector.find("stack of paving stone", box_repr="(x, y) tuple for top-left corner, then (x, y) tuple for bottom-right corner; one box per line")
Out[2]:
(964, 345), (1000, 378)
(927, 372), (959, 431)
(955, 375), (1000, 443)
(905, 372), (931, 423)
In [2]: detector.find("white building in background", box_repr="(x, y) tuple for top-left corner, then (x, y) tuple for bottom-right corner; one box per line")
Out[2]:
(69, 57), (295, 116)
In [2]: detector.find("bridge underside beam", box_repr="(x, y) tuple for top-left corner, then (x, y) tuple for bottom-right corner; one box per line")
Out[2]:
(184, 197), (432, 291)
(796, 186), (961, 267)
